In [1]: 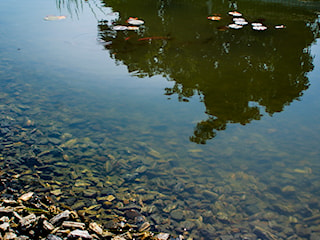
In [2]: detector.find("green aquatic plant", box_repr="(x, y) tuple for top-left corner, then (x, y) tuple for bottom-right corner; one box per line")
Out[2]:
(25, 207), (50, 214)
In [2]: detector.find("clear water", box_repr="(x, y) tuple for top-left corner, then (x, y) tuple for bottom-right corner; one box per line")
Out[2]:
(1, 0), (320, 238)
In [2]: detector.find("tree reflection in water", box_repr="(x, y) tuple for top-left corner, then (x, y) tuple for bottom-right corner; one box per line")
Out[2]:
(96, 0), (320, 143)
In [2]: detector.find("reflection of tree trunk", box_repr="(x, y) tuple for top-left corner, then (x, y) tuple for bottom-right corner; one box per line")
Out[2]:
(56, 0), (84, 18)
(56, 0), (107, 19)
(206, 0), (213, 15)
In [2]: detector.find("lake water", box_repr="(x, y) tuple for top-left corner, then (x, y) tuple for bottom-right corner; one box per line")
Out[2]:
(1, 0), (320, 239)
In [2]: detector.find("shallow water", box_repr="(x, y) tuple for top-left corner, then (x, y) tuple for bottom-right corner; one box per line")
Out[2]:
(1, 0), (320, 239)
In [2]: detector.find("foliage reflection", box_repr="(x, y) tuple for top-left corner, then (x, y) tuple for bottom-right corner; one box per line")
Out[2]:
(99, 0), (319, 143)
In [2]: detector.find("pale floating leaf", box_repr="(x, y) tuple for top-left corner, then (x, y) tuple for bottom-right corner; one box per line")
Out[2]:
(44, 15), (66, 21)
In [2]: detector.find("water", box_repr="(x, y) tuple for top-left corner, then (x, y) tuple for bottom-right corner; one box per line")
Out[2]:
(1, 0), (320, 238)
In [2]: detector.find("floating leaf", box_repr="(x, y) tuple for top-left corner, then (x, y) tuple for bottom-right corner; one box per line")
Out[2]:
(127, 26), (139, 30)
(228, 23), (243, 29)
(228, 11), (242, 17)
(233, 18), (248, 25)
(127, 17), (144, 26)
(251, 22), (263, 27)
(112, 25), (128, 31)
(44, 15), (66, 21)
(275, 24), (286, 29)
(252, 25), (267, 31)
(207, 15), (221, 21)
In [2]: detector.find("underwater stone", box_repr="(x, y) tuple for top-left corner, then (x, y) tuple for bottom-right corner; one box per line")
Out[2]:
(18, 192), (34, 202)
(49, 210), (71, 225)
(20, 214), (37, 229)
(0, 222), (10, 231)
(68, 229), (92, 239)
(138, 221), (151, 232)
(4, 231), (17, 239)
(170, 209), (184, 221)
(295, 224), (311, 238)
(154, 233), (170, 240)
(46, 234), (63, 240)
(89, 222), (103, 235)
(62, 221), (86, 230)
(83, 189), (97, 197)
(43, 220), (55, 231)
(71, 201), (86, 210)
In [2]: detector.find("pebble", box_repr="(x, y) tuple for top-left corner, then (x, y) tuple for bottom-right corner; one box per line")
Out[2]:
(83, 189), (97, 197)
(4, 232), (17, 240)
(46, 234), (63, 240)
(310, 232), (320, 240)
(281, 185), (296, 194)
(155, 233), (170, 240)
(18, 192), (34, 201)
(68, 229), (92, 239)
(170, 209), (184, 221)
(295, 224), (311, 238)
(49, 210), (71, 225)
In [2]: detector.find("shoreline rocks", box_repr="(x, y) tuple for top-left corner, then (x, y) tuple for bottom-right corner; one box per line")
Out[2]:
(0, 188), (174, 240)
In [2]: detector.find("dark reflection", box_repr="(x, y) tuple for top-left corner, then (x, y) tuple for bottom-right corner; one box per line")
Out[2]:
(98, 0), (319, 144)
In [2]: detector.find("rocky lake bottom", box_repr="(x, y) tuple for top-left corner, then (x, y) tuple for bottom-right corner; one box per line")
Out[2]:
(1, 1), (320, 237)
(1, 66), (320, 240)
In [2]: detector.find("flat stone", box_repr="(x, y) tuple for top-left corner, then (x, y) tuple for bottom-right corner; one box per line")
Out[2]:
(154, 233), (170, 240)
(68, 229), (92, 239)
(220, 235), (234, 240)
(0, 207), (14, 214)
(43, 220), (55, 231)
(304, 214), (320, 222)
(0, 222), (10, 231)
(20, 214), (37, 228)
(202, 190), (219, 199)
(46, 234), (63, 240)
(83, 189), (97, 197)
(170, 209), (184, 221)
(311, 232), (320, 240)
(62, 221), (86, 229)
(72, 201), (86, 210)
(18, 192), (34, 201)
(89, 222), (103, 235)
(50, 189), (62, 196)
(49, 210), (71, 225)
(15, 236), (30, 240)
(253, 225), (277, 240)
(295, 224), (311, 238)
(48, 137), (61, 145)
(240, 233), (257, 240)
(281, 185), (296, 195)
(4, 231), (17, 239)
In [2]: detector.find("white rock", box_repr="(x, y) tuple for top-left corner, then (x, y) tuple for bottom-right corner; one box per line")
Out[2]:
(68, 229), (92, 239)
(18, 192), (34, 201)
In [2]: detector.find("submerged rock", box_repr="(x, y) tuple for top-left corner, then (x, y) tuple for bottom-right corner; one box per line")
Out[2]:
(170, 209), (184, 221)
(67, 229), (92, 239)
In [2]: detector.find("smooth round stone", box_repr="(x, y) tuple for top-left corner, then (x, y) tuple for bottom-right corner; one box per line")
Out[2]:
(170, 209), (184, 221)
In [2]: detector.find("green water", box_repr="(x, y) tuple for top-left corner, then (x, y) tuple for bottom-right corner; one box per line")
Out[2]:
(1, 0), (320, 238)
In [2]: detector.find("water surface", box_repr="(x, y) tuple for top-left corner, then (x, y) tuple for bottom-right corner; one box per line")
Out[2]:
(1, 0), (320, 239)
